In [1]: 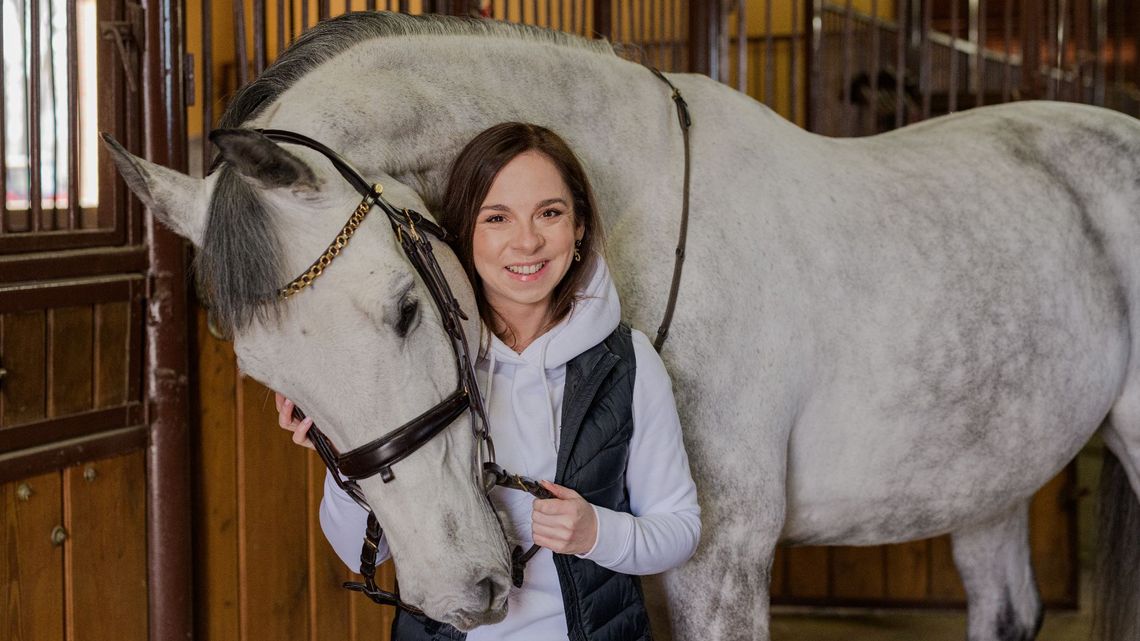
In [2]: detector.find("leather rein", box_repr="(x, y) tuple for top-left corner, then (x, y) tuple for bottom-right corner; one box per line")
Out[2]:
(246, 65), (692, 614)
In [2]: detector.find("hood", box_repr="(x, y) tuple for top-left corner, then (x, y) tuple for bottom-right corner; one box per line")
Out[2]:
(478, 254), (620, 463)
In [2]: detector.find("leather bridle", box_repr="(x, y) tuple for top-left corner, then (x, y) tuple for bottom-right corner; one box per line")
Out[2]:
(239, 66), (692, 615)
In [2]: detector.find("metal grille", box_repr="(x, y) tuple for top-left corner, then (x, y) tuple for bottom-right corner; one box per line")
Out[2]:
(808, 0), (1140, 137)
(187, 0), (693, 178)
(0, 0), (136, 250)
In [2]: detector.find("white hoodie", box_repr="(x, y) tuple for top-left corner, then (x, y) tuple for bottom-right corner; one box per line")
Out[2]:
(319, 257), (701, 640)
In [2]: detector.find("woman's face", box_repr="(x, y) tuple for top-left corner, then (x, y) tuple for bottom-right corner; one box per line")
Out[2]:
(472, 150), (583, 324)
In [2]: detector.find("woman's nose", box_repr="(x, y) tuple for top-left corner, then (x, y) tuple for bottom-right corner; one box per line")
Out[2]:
(510, 221), (542, 253)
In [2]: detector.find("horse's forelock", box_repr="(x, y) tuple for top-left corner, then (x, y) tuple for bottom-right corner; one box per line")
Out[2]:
(195, 166), (284, 335)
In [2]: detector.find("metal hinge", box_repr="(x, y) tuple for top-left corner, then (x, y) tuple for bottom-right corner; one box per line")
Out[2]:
(100, 2), (144, 93)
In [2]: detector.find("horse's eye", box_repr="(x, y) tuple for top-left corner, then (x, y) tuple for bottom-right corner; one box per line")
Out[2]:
(396, 297), (420, 337)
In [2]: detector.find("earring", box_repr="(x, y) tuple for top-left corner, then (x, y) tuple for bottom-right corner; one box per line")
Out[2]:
(574, 239), (582, 262)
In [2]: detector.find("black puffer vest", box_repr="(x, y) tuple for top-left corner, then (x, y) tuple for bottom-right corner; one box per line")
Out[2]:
(393, 324), (651, 641)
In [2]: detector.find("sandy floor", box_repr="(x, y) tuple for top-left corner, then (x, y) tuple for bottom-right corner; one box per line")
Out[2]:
(772, 605), (1092, 641)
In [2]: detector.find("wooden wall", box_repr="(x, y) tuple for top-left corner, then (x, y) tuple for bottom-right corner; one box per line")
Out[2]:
(194, 308), (399, 640)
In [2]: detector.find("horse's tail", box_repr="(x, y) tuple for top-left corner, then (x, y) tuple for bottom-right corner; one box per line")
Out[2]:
(1093, 447), (1140, 641)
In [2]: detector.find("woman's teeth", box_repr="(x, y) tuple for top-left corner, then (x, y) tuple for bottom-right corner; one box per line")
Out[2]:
(507, 262), (546, 275)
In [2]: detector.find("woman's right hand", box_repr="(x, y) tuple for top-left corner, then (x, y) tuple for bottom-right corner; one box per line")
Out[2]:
(275, 392), (315, 450)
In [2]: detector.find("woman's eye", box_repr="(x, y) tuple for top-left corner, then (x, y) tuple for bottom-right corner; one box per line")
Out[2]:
(484, 214), (506, 223)
(541, 209), (563, 218)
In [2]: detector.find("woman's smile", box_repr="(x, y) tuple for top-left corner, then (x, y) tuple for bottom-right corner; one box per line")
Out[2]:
(505, 260), (549, 280)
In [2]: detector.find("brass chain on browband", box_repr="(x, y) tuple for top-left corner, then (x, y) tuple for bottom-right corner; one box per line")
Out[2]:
(278, 185), (382, 300)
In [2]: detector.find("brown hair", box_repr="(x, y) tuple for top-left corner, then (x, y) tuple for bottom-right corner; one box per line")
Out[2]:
(439, 122), (605, 348)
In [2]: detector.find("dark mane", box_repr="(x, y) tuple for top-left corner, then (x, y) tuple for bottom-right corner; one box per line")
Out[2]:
(200, 12), (616, 335)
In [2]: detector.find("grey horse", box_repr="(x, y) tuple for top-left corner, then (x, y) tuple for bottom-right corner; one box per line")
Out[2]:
(105, 12), (1140, 641)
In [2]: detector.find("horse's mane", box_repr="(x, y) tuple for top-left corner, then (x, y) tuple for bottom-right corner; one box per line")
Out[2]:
(200, 12), (616, 335)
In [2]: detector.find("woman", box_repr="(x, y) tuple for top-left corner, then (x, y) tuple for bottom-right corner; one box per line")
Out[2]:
(277, 122), (700, 641)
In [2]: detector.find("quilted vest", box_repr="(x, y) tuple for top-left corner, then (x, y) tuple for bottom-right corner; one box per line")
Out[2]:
(392, 323), (651, 641)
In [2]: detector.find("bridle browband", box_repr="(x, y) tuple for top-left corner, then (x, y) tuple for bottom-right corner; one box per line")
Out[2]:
(241, 65), (692, 615)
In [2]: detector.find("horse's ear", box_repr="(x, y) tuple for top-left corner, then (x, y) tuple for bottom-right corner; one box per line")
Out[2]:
(209, 129), (319, 192)
(101, 133), (208, 246)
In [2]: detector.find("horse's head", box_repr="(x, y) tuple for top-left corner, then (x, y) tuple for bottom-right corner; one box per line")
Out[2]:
(104, 130), (512, 629)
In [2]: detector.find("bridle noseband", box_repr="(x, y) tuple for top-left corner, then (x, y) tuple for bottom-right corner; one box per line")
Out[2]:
(238, 66), (692, 616)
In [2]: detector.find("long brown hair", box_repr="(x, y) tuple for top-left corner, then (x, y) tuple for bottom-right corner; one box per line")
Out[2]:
(438, 122), (605, 347)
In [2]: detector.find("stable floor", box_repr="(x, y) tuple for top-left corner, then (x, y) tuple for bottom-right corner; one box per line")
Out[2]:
(772, 603), (1092, 641)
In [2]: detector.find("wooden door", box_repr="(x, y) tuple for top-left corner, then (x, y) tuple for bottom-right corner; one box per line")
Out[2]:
(1, 0), (189, 635)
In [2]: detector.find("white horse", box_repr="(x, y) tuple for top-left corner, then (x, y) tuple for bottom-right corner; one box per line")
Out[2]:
(105, 12), (1140, 641)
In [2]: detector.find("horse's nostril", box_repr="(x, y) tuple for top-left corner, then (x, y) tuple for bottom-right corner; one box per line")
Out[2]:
(476, 574), (510, 611)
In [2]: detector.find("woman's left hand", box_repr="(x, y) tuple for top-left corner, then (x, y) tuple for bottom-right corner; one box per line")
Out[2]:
(531, 480), (598, 555)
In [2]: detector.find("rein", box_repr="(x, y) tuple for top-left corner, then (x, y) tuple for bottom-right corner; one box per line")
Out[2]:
(243, 65), (692, 615)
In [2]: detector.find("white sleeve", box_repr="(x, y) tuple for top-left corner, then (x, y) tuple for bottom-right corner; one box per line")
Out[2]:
(576, 329), (702, 575)
(319, 470), (391, 570)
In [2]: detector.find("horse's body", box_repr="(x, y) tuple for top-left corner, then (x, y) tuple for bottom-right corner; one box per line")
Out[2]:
(107, 13), (1140, 640)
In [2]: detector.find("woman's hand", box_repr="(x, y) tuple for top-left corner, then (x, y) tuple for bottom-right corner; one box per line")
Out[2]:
(531, 480), (598, 555)
(275, 392), (315, 450)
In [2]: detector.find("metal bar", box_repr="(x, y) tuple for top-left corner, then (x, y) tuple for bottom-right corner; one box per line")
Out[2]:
(255, 0), (267, 75)
(593, 0), (610, 39)
(949, 0), (958, 112)
(277, 0), (286, 63)
(203, 0), (214, 176)
(1135, 0), (1140, 89)
(67, 0), (79, 228)
(1112, 0), (1122, 86)
(367, 0), (376, 12)
(792, 0), (800, 124)
(30, 0), (43, 231)
(842, 0), (854, 135)
(896, 0), (906, 128)
(651, 0), (659, 67)
(319, 0), (329, 23)
(0, 0), (6, 233)
(302, 0), (309, 34)
(143, 0), (192, 632)
(46, 0), (60, 229)
(808, 0), (821, 131)
(764, 0), (773, 104)
(689, 0), (718, 78)
(975, 0), (984, 107)
(737, 0), (746, 93)
(1022, 0), (1040, 98)
(1094, 0), (1103, 104)
(921, 0), (932, 119)
(870, 0), (880, 133)
(234, 0), (250, 86)
(1046, 0), (1056, 99)
(1003, 0), (1012, 102)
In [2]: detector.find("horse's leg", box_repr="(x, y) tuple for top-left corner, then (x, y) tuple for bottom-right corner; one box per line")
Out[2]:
(657, 515), (781, 641)
(950, 503), (1043, 641)
(1096, 392), (1140, 641)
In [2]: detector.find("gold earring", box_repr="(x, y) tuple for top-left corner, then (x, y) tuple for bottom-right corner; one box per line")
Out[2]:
(574, 239), (582, 262)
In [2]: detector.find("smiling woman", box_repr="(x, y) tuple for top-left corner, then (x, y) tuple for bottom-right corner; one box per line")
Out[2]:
(279, 122), (701, 641)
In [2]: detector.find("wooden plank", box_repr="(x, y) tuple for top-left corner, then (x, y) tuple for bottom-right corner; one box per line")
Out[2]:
(238, 375), (310, 641)
(93, 302), (129, 408)
(884, 539), (930, 602)
(308, 451), (351, 641)
(928, 534), (966, 602)
(47, 306), (93, 417)
(1, 471), (65, 641)
(769, 545), (788, 598)
(783, 546), (830, 599)
(64, 452), (147, 641)
(1030, 465), (1077, 605)
(2, 311), (47, 427)
(831, 545), (885, 599)
(194, 308), (240, 641)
